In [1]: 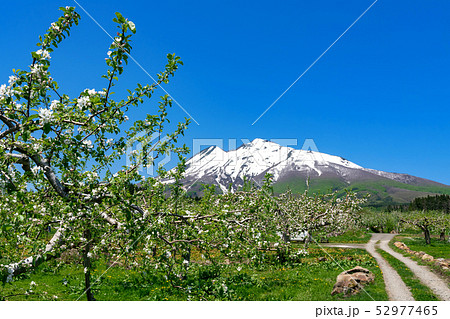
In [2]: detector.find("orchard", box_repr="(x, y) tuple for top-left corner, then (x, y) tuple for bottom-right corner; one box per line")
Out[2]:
(0, 7), (368, 301)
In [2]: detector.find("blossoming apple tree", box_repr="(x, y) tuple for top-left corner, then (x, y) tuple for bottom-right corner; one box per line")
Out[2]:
(0, 7), (367, 301)
(400, 210), (450, 244)
(275, 189), (366, 245)
(0, 7), (189, 300)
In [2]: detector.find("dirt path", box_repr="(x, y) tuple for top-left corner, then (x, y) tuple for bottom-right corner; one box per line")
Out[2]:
(322, 233), (450, 301)
(321, 236), (414, 300)
(376, 234), (450, 301)
(365, 234), (414, 301)
(321, 243), (366, 249)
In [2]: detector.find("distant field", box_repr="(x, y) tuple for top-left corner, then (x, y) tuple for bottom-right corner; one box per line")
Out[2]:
(327, 229), (372, 244)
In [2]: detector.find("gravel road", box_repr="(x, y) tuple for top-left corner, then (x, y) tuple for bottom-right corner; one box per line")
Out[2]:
(321, 233), (450, 301)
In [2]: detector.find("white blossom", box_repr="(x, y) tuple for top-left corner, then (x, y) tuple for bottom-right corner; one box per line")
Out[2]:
(130, 149), (138, 156)
(8, 75), (18, 85)
(222, 283), (228, 293)
(295, 249), (308, 256)
(50, 100), (60, 110)
(31, 166), (41, 175)
(32, 143), (41, 152)
(38, 108), (53, 124)
(0, 84), (9, 98)
(84, 267), (88, 274)
(51, 22), (60, 31)
(87, 252), (93, 258)
(30, 64), (45, 78)
(82, 140), (93, 149)
(77, 96), (90, 108)
(36, 49), (51, 60)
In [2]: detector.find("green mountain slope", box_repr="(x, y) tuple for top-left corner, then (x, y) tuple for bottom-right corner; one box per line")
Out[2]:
(272, 177), (450, 207)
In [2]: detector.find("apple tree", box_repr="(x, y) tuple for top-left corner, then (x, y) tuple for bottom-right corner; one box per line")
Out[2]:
(0, 7), (189, 300)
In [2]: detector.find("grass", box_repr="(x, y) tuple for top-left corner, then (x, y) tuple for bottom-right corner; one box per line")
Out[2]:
(328, 229), (372, 244)
(389, 236), (450, 281)
(228, 248), (387, 301)
(273, 178), (346, 195)
(376, 248), (438, 300)
(393, 235), (450, 259)
(1, 247), (388, 301)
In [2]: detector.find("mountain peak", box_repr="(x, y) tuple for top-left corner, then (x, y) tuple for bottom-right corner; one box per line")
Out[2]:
(250, 138), (269, 145)
(172, 139), (449, 199)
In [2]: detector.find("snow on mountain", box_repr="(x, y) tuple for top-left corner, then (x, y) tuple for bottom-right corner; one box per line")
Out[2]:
(169, 138), (447, 192)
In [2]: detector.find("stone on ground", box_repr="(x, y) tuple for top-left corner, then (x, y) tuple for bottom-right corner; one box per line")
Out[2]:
(331, 266), (375, 296)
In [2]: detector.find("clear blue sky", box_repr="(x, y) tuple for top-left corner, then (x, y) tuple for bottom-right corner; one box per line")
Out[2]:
(1, 0), (449, 185)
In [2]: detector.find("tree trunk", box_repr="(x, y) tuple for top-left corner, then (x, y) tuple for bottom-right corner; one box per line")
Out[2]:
(282, 231), (290, 243)
(304, 233), (312, 248)
(82, 229), (96, 301)
(439, 231), (446, 242)
(423, 227), (431, 245)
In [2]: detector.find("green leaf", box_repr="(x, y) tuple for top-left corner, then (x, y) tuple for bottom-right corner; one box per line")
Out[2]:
(43, 123), (51, 134)
(115, 12), (126, 23)
(28, 114), (39, 121)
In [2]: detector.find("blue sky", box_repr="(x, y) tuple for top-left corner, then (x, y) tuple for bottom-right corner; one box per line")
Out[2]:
(1, 0), (449, 184)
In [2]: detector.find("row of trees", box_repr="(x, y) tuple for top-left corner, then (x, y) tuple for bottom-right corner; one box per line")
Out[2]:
(385, 194), (450, 213)
(409, 194), (450, 213)
(0, 7), (366, 300)
(399, 211), (450, 244)
(384, 195), (450, 244)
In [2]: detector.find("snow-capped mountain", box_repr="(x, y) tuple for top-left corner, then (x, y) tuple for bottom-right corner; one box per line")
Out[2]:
(173, 138), (449, 202)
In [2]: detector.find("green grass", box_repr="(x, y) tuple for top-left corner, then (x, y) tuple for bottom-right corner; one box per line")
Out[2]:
(228, 248), (387, 301)
(393, 235), (450, 259)
(328, 229), (372, 244)
(376, 248), (438, 301)
(273, 178), (346, 195)
(1, 248), (388, 301)
(389, 236), (450, 281)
